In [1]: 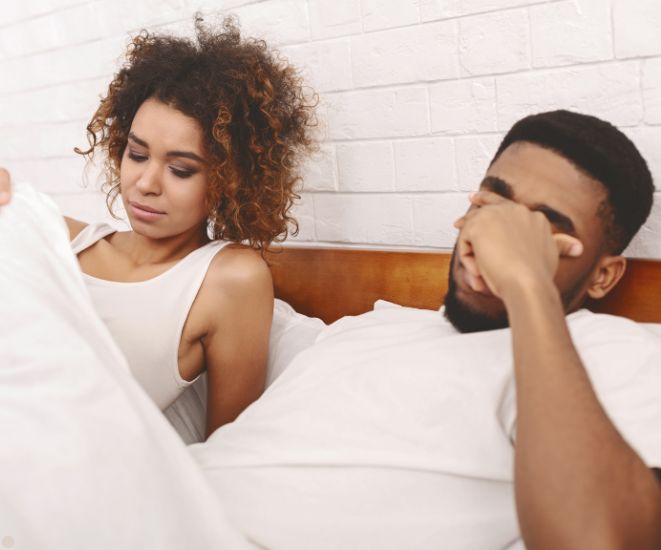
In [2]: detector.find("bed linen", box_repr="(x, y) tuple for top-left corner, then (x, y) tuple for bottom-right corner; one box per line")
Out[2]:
(0, 184), (250, 550)
(3, 183), (660, 550)
(192, 299), (661, 549)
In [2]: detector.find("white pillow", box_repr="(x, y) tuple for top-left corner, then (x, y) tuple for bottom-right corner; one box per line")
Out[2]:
(643, 323), (661, 338)
(266, 298), (326, 386)
(378, 301), (661, 338)
(165, 298), (326, 443)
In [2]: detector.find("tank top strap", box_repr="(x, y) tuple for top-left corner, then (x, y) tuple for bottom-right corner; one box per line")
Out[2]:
(70, 222), (117, 254)
(173, 240), (233, 344)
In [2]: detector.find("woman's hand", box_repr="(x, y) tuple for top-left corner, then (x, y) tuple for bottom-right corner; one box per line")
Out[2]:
(0, 168), (11, 205)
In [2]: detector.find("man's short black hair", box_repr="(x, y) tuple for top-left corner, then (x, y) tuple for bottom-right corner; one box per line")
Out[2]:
(491, 110), (654, 254)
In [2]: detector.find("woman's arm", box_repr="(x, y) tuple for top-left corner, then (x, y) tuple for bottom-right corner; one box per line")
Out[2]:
(200, 246), (274, 438)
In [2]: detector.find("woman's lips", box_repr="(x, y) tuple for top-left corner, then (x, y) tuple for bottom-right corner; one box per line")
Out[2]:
(129, 201), (166, 221)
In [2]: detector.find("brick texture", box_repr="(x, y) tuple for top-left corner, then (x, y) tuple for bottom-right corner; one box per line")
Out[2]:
(0, 0), (659, 256)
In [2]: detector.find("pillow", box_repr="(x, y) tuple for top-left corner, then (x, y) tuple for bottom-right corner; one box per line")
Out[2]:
(643, 323), (661, 339)
(373, 298), (443, 314)
(266, 298), (327, 386)
(376, 300), (661, 340)
(165, 298), (326, 443)
(373, 299), (405, 310)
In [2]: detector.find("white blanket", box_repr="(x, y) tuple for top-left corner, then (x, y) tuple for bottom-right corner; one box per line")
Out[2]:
(0, 184), (250, 550)
(192, 297), (661, 549)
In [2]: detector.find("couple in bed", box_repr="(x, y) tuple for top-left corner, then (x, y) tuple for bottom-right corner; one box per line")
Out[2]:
(1, 17), (660, 550)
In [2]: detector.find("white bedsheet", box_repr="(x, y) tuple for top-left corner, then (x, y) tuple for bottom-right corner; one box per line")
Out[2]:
(0, 184), (250, 550)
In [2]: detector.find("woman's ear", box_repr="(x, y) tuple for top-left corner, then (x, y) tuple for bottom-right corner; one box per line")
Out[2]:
(586, 255), (627, 300)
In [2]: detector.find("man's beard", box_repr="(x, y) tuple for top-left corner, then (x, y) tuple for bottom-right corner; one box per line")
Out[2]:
(443, 250), (509, 333)
(443, 248), (591, 334)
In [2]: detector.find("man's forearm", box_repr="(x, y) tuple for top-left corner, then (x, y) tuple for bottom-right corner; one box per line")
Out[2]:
(504, 277), (661, 549)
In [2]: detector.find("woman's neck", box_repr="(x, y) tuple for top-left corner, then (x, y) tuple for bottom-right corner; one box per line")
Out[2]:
(113, 224), (210, 266)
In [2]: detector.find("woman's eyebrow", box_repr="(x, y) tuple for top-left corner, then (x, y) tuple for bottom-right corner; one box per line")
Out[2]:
(128, 132), (149, 148)
(127, 132), (205, 163)
(167, 150), (205, 163)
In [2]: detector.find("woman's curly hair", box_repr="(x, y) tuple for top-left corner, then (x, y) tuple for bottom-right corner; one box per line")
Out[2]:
(76, 16), (317, 249)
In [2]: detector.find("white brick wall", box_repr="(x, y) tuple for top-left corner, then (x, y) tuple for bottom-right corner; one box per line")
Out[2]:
(1, 0), (660, 258)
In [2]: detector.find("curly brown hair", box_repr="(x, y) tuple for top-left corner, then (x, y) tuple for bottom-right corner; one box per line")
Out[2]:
(76, 16), (317, 249)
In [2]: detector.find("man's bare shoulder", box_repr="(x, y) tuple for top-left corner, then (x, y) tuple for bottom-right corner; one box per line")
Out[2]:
(63, 217), (88, 241)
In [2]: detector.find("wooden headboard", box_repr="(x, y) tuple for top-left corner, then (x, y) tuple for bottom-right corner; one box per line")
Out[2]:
(267, 247), (661, 324)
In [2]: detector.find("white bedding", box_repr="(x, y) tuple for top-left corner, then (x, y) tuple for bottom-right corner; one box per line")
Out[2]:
(644, 323), (661, 338)
(2, 183), (660, 550)
(191, 297), (661, 549)
(0, 184), (251, 550)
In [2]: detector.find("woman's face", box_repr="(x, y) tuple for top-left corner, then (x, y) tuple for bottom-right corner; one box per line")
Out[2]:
(119, 98), (209, 241)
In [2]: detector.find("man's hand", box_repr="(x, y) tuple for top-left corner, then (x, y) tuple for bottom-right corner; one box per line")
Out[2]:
(0, 168), (11, 205)
(453, 190), (583, 302)
(464, 189), (661, 548)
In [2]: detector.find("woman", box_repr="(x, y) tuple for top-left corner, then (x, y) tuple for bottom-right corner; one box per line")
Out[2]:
(1, 17), (316, 438)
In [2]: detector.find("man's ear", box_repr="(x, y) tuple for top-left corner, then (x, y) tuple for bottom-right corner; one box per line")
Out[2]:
(586, 255), (627, 300)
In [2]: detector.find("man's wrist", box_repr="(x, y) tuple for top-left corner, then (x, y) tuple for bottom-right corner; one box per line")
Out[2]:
(500, 271), (562, 315)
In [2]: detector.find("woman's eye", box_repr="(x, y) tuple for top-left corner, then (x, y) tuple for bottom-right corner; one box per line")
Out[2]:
(170, 166), (195, 179)
(128, 151), (147, 162)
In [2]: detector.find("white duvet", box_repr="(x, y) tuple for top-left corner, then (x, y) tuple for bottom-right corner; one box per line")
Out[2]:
(0, 184), (251, 550)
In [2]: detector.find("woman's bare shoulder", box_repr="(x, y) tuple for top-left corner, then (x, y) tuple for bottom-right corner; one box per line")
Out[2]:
(63, 216), (88, 241)
(198, 245), (273, 309)
(195, 244), (273, 330)
(207, 244), (272, 289)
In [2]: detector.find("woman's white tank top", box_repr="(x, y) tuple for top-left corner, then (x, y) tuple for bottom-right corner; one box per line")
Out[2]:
(71, 223), (230, 410)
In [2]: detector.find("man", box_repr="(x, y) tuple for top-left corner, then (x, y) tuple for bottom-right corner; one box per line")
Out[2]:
(442, 111), (661, 547)
(1, 111), (660, 549)
(189, 111), (661, 549)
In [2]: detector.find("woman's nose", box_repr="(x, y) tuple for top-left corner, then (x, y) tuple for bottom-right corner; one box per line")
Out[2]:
(135, 163), (161, 195)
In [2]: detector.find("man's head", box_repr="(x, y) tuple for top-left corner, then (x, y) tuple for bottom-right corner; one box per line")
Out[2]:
(444, 110), (654, 333)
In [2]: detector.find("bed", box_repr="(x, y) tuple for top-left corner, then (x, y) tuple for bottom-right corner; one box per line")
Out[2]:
(180, 245), (661, 549)
(3, 184), (661, 549)
(165, 245), (661, 446)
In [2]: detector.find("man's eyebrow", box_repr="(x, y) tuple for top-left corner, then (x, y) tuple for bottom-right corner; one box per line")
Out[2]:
(127, 132), (205, 163)
(533, 204), (576, 236)
(480, 176), (515, 200)
(479, 175), (576, 235)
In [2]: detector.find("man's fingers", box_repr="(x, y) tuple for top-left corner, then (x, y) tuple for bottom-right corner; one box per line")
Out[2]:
(455, 190), (511, 227)
(0, 167), (12, 205)
(554, 233), (583, 258)
(457, 232), (490, 293)
(469, 190), (510, 207)
(460, 254), (489, 293)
